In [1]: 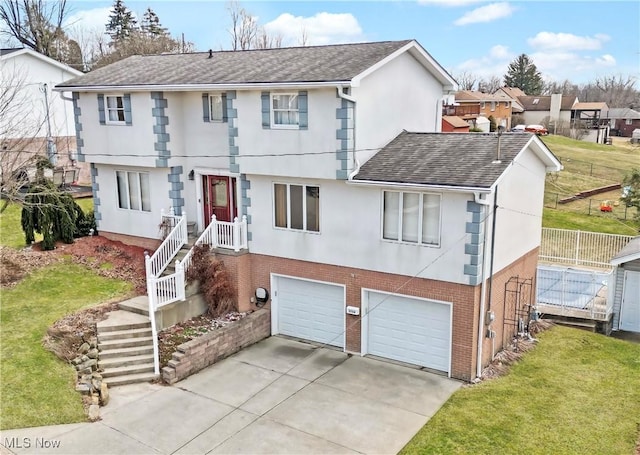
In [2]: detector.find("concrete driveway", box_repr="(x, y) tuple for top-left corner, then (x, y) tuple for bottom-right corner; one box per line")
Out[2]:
(1, 337), (460, 454)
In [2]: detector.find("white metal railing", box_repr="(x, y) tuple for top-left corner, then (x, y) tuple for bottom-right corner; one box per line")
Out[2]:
(539, 228), (633, 268)
(145, 209), (188, 278)
(536, 265), (613, 320)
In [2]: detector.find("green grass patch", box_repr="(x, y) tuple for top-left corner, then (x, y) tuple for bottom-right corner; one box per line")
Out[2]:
(543, 208), (638, 235)
(0, 261), (131, 430)
(401, 327), (640, 455)
(0, 199), (94, 249)
(99, 262), (113, 270)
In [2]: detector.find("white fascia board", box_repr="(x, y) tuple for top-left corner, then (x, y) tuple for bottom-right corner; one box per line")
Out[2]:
(611, 253), (640, 266)
(1, 48), (83, 76)
(53, 80), (352, 92)
(346, 179), (491, 194)
(351, 40), (458, 91)
(527, 135), (563, 172)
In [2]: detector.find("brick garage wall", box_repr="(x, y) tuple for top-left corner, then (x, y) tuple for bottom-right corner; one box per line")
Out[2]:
(479, 247), (539, 368)
(161, 309), (270, 384)
(220, 253), (482, 381)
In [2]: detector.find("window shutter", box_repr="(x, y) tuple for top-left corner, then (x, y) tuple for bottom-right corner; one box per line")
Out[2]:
(97, 94), (105, 125)
(222, 94), (228, 123)
(298, 91), (308, 130)
(261, 92), (270, 129)
(202, 93), (210, 122)
(123, 94), (132, 125)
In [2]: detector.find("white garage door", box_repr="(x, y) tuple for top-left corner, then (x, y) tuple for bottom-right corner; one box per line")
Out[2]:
(366, 291), (451, 373)
(274, 276), (345, 348)
(620, 271), (640, 333)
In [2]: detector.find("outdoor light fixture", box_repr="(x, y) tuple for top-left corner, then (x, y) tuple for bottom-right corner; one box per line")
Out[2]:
(255, 287), (269, 307)
(188, 170), (195, 180)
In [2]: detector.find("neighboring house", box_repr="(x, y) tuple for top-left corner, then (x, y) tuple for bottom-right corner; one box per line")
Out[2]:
(610, 237), (640, 333)
(442, 115), (470, 132)
(607, 108), (640, 137)
(495, 87), (526, 115)
(57, 40), (561, 381)
(454, 90), (513, 130)
(571, 102), (610, 144)
(0, 48), (88, 182)
(517, 94), (577, 132)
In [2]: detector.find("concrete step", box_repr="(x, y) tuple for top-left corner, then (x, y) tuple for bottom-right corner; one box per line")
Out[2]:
(118, 296), (150, 317)
(104, 372), (159, 387)
(98, 336), (154, 350)
(97, 310), (150, 333)
(99, 353), (155, 369)
(98, 327), (152, 342)
(547, 318), (597, 332)
(101, 363), (155, 379)
(99, 345), (155, 359)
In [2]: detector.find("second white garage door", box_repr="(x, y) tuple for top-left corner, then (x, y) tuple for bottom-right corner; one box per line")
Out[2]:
(273, 276), (345, 348)
(364, 290), (451, 374)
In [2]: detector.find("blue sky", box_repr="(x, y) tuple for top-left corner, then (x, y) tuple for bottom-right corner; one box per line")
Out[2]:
(62, 1), (640, 84)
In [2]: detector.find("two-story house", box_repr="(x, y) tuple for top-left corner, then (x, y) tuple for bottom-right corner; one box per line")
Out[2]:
(454, 90), (514, 130)
(57, 40), (561, 382)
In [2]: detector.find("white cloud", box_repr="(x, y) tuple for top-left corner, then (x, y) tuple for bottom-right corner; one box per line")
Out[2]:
(490, 44), (509, 59)
(531, 51), (617, 81)
(455, 44), (514, 79)
(454, 2), (514, 25)
(527, 32), (610, 51)
(263, 12), (364, 46)
(64, 7), (112, 32)
(596, 54), (616, 66)
(417, 0), (484, 6)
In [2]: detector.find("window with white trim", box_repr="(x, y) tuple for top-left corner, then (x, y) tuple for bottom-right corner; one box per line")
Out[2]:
(116, 171), (151, 212)
(209, 94), (224, 122)
(106, 95), (126, 124)
(625, 118), (633, 125)
(383, 191), (441, 246)
(490, 101), (496, 111)
(274, 183), (319, 232)
(480, 101), (485, 109)
(272, 93), (299, 128)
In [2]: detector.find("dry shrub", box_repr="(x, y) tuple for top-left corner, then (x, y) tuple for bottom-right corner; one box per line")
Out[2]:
(529, 318), (555, 335)
(187, 245), (236, 317)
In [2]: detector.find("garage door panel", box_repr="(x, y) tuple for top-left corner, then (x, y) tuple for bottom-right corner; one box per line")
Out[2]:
(367, 292), (451, 373)
(276, 277), (344, 348)
(620, 271), (640, 333)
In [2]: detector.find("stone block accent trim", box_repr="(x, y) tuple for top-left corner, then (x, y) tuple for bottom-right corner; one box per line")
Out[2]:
(335, 97), (354, 180)
(226, 91), (239, 172)
(240, 174), (252, 241)
(72, 93), (85, 162)
(151, 92), (170, 167)
(167, 166), (184, 215)
(90, 164), (101, 223)
(161, 309), (270, 384)
(464, 200), (485, 285)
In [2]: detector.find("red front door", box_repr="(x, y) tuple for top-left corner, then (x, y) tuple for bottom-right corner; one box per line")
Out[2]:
(203, 176), (236, 223)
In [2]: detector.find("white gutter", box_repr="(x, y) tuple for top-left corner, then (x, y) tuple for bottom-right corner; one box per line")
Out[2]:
(474, 190), (492, 379)
(53, 81), (352, 93)
(347, 179), (492, 194)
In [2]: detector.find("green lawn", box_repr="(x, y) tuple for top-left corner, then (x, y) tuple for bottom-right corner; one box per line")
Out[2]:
(0, 261), (131, 430)
(0, 198), (93, 249)
(402, 326), (640, 455)
(540, 135), (640, 234)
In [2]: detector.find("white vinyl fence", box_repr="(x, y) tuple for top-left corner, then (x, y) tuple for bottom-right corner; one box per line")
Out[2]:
(539, 228), (633, 268)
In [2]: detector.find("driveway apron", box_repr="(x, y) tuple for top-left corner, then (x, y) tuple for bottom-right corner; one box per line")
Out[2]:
(0, 336), (461, 454)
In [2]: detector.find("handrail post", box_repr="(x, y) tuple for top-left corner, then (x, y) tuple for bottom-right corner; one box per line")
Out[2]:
(146, 274), (160, 375)
(175, 259), (185, 301)
(212, 214), (219, 248)
(233, 217), (240, 252)
(241, 215), (248, 249)
(575, 230), (581, 266)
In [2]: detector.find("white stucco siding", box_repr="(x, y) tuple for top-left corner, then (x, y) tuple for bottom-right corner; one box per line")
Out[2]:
(95, 164), (170, 239)
(492, 149), (546, 272)
(352, 52), (445, 165)
(165, 92), (230, 171)
(247, 175), (471, 284)
(1, 53), (77, 139)
(79, 92), (157, 167)
(235, 88), (340, 179)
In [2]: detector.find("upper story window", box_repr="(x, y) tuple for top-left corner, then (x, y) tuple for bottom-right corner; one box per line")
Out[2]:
(382, 191), (441, 246)
(261, 91), (308, 130)
(98, 93), (131, 125)
(490, 101), (496, 112)
(272, 93), (299, 128)
(625, 118), (633, 125)
(480, 101), (486, 109)
(274, 183), (320, 232)
(106, 96), (125, 124)
(202, 93), (227, 123)
(116, 170), (151, 212)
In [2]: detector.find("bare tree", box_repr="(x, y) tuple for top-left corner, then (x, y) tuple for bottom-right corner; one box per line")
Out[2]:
(478, 76), (501, 94)
(66, 25), (110, 71)
(298, 26), (308, 46)
(594, 75), (638, 108)
(227, 0), (257, 50)
(253, 26), (282, 49)
(454, 71), (478, 91)
(0, 0), (68, 57)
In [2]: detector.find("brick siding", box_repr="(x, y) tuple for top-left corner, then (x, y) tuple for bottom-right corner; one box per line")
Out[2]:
(161, 309), (270, 384)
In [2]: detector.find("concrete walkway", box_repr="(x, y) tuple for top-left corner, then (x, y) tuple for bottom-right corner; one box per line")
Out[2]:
(1, 337), (461, 454)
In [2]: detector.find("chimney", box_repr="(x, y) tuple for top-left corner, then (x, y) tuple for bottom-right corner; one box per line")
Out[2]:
(208, 49), (213, 59)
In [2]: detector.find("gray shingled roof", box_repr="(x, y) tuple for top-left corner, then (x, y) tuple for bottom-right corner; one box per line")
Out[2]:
(0, 48), (22, 56)
(607, 108), (640, 120)
(58, 40), (413, 88)
(354, 131), (539, 188)
(611, 237), (640, 264)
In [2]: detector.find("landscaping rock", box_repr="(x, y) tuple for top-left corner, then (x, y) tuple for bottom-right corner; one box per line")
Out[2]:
(87, 404), (100, 421)
(88, 337), (98, 349)
(87, 349), (99, 359)
(75, 383), (91, 394)
(99, 383), (109, 406)
(79, 342), (90, 354)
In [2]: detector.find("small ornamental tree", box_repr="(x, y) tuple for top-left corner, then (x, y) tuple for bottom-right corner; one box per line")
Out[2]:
(186, 245), (237, 316)
(621, 168), (640, 223)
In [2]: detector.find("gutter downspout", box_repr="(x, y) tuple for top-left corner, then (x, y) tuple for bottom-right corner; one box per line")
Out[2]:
(336, 86), (357, 173)
(474, 191), (492, 379)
